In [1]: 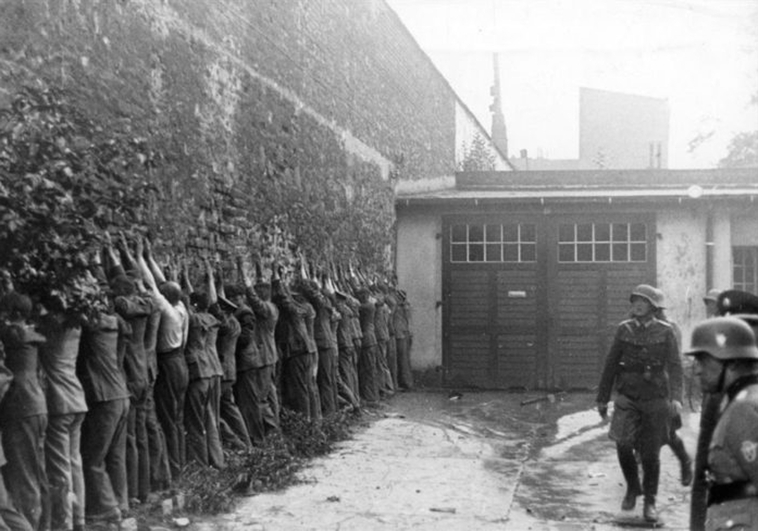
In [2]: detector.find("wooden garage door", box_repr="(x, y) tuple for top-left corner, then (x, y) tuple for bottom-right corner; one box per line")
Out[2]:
(548, 218), (654, 389)
(444, 220), (543, 389)
(443, 214), (654, 390)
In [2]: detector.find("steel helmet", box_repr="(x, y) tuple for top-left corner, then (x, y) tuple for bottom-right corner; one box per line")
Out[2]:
(703, 288), (722, 304)
(630, 284), (663, 309)
(685, 316), (758, 361)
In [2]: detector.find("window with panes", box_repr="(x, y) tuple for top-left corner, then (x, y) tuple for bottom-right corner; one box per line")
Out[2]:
(558, 222), (647, 263)
(733, 247), (758, 293)
(450, 223), (536, 263)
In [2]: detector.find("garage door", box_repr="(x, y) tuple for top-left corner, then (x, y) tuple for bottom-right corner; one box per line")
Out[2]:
(443, 214), (655, 390)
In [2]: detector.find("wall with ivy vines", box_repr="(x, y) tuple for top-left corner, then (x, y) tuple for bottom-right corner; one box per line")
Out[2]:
(0, 0), (458, 286)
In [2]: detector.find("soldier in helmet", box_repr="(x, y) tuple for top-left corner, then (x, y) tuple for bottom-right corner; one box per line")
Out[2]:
(703, 289), (723, 319)
(596, 284), (683, 523)
(686, 316), (758, 531)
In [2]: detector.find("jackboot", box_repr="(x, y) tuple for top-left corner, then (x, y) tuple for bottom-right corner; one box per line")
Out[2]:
(641, 458), (660, 522)
(617, 445), (642, 510)
(643, 497), (658, 522)
(669, 435), (693, 486)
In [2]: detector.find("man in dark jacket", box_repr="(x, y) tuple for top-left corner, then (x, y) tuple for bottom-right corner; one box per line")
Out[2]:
(596, 284), (683, 523)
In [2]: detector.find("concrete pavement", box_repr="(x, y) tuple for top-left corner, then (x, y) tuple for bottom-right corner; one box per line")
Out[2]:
(192, 391), (699, 530)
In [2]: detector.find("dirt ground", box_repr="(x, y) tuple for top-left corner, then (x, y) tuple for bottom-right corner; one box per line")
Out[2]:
(192, 390), (698, 530)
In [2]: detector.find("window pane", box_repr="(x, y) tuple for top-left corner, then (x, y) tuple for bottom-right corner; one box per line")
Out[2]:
(559, 243), (575, 262)
(612, 243), (628, 261)
(612, 224), (629, 242)
(630, 223), (646, 242)
(630, 243), (646, 262)
(577, 243), (593, 261)
(595, 223), (610, 241)
(485, 224), (501, 243)
(503, 244), (519, 262)
(469, 225), (484, 243)
(521, 224), (536, 242)
(503, 224), (518, 242)
(595, 243), (610, 262)
(469, 243), (484, 262)
(559, 224), (575, 242)
(577, 224), (593, 242)
(451, 225), (467, 243)
(521, 243), (536, 262)
(451, 244), (467, 262)
(486, 244), (501, 262)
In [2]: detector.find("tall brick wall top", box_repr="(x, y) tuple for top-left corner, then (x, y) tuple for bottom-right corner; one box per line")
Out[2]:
(0, 0), (460, 269)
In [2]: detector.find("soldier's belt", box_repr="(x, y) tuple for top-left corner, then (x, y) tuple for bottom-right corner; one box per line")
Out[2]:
(708, 481), (758, 506)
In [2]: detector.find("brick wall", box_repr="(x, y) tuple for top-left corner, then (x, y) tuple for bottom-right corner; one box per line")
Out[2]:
(0, 0), (457, 268)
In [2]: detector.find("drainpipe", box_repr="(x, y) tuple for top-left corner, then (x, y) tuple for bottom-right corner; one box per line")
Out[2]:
(706, 210), (714, 291)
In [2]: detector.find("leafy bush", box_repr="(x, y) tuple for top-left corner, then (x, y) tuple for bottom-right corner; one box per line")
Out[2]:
(0, 85), (158, 315)
(178, 407), (364, 515)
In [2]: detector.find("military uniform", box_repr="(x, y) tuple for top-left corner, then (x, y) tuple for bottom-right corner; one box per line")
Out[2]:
(704, 376), (758, 530)
(597, 315), (683, 515)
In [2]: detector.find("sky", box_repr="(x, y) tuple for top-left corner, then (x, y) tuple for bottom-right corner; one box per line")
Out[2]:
(386, 0), (758, 168)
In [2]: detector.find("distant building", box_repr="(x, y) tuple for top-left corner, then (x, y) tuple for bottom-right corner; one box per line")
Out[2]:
(580, 87), (670, 170)
(509, 87), (670, 171)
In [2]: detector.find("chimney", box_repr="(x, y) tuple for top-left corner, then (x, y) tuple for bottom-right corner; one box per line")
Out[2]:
(490, 53), (508, 159)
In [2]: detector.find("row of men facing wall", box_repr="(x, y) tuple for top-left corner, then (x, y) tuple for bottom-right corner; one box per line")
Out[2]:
(0, 234), (413, 531)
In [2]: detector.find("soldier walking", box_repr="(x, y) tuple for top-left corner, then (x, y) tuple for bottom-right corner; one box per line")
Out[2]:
(596, 284), (683, 523)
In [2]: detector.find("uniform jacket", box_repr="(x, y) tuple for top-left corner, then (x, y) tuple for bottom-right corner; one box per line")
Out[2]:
(245, 286), (280, 366)
(359, 299), (377, 348)
(273, 279), (315, 358)
(216, 312), (241, 382)
(705, 378), (758, 530)
(0, 322), (47, 420)
(393, 298), (412, 339)
(184, 311), (220, 380)
(297, 280), (336, 350)
(335, 298), (355, 348)
(37, 316), (88, 415)
(77, 312), (130, 404)
(596, 317), (683, 403)
(374, 298), (390, 343)
(114, 294), (152, 392)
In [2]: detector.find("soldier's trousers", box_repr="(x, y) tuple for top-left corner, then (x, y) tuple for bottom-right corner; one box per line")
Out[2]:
(337, 345), (360, 408)
(145, 379), (170, 491)
(317, 346), (339, 416)
(80, 398), (128, 520)
(375, 340), (394, 396)
(236, 366), (279, 443)
(358, 343), (379, 403)
(45, 412), (86, 531)
(395, 337), (413, 390)
(387, 334), (398, 390)
(220, 381), (251, 449)
(1, 416), (47, 531)
(155, 349), (188, 479)
(0, 468), (33, 531)
(281, 353), (318, 420)
(126, 384), (150, 502)
(185, 377), (224, 469)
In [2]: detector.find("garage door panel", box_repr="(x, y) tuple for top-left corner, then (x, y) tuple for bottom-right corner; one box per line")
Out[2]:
(449, 334), (491, 387)
(450, 270), (489, 327)
(557, 271), (599, 327)
(495, 270), (537, 329)
(556, 336), (601, 389)
(497, 334), (537, 389)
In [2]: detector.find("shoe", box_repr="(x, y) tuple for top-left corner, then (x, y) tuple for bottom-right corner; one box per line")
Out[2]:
(621, 487), (640, 511)
(643, 499), (658, 522)
(681, 458), (693, 486)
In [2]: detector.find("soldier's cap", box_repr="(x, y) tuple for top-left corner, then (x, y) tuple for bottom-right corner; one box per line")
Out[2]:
(217, 295), (238, 311)
(224, 284), (245, 299)
(717, 289), (758, 317)
(703, 288), (722, 303)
